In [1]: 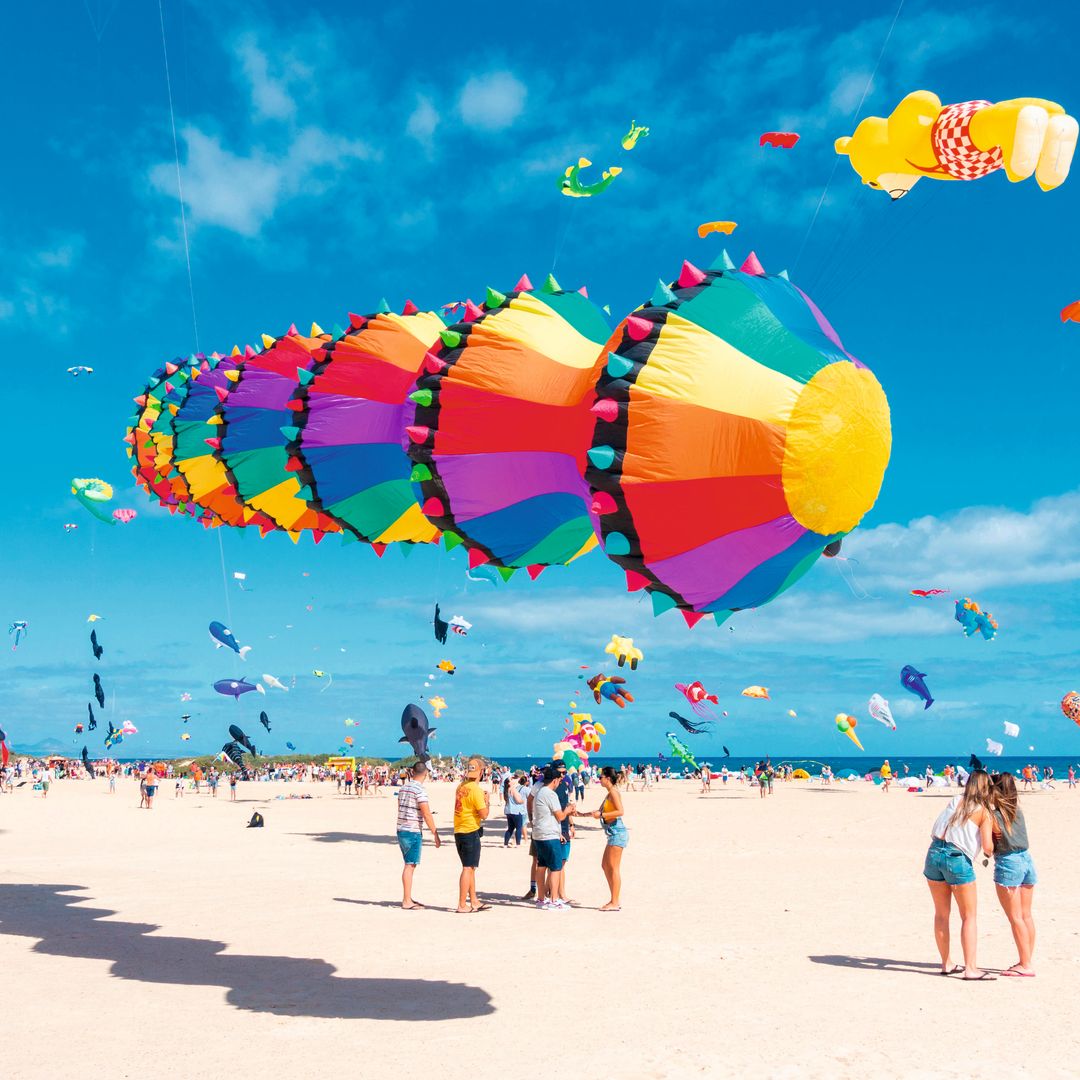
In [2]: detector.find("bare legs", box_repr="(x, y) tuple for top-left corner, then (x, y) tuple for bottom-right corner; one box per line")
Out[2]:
(928, 879), (987, 977)
(401, 863), (419, 909)
(600, 845), (623, 909)
(995, 884), (1035, 973)
(457, 866), (479, 912)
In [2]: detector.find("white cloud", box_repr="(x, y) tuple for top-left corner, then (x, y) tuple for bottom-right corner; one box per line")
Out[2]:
(406, 95), (439, 148)
(458, 71), (527, 131)
(849, 490), (1080, 593)
(149, 125), (375, 237)
(235, 34), (296, 122)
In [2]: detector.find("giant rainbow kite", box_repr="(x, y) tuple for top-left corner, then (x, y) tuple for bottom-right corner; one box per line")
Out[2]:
(127, 253), (892, 626)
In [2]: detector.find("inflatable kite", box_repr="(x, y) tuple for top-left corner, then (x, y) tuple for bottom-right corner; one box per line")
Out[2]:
(209, 621), (251, 658)
(400, 703), (435, 760)
(669, 710), (714, 735)
(8, 621), (28, 650)
(675, 681), (719, 718)
(259, 711), (271, 732)
(428, 695), (447, 718)
(1003, 721), (1020, 738)
(954, 597), (998, 641)
(985, 738), (1004, 756)
(437, 660), (456, 675)
(559, 158), (622, 197)
(910, 588), (948, 597)
(605, 634), (642, 669)
(90, 630), (103, 660)
(836, 91), (1077, 199)
(72, 478), (115, 525)
(214, 678), (264, 700)
(1062, 691), (1080, 723)
(67, 365), (94, 376)
(93, 674), (105, 709)
(836, 713), (864, 750)
(87, 703), (96, 731)
(586, 253), (890, 626)
(742, 686), (769, 700)
(900, 666), (934, 710)
(621, 121), (649, 151)
(696, 221), (737, 238)
(228, 724), (257, 755)
(868, 693), (895, 731)
(262, 673), (288, 691)
(564, 714), (605, 754)
(1062, 300), (1080, 323)
(588, 673), (633, 708)
(127, 260), (891, 625)
(111, 508), (137, 524)
(760, 132), (799, 148)
(665, 731), (698, 769)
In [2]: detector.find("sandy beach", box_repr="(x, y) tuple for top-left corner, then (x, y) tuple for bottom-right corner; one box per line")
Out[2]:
(2, 776), (1078, 1078)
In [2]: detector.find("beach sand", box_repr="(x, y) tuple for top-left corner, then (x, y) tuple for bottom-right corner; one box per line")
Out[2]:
(2, 775), (1078, 1078)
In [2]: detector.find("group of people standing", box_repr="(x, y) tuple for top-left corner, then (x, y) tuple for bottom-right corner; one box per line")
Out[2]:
(394, 757), (628, 913)
(923, 770), (1037, 979)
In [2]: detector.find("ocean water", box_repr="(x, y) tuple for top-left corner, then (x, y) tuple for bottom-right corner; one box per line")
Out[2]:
(488, 755), (1080, 779)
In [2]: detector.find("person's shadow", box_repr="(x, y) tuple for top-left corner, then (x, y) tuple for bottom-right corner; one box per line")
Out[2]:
(808, 954), (945, 977)
(295, 831), (399, 846)
(0, 884), (494, 1020)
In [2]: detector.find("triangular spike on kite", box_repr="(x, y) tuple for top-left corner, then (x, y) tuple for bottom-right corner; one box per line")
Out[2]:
(740, 251), (765, 276)
(296, 367), (314, 385)
(468, 548), (490, 569)
(310, 321), (324, 336)
(463, 300), (483, 323)
(377, 297), (391, 314)
(514, 274), (533, 292)
(526, 564), (545, 580)
(651, 280), (677, 306)
(402, 299), (418, 316)
(371, 542), (387, 558)
(577, 285), (589, 297)
(651, 591), (677, 616)
(261, 333), (275, 348)
(625, 569), (650, 592)
(485, 286), (506, 309)
(540, 273), (560, 293)
(348, 311), (365, 329)
(164, 362), (179, 376)
(710, 249), (736, 271)
(778, 269), (789, 280)
(678, 260), (707, 288)
(625, 314), (652, 341)
(682, 609), (707, 629)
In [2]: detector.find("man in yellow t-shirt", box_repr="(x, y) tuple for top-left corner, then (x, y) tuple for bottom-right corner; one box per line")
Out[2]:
(454, 757), (491, 913)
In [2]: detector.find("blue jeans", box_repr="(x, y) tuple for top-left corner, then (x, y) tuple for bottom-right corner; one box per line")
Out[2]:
(994, 849), (1037, 887)
(923, 839), (975, 885)
(504, 813), (524, 846)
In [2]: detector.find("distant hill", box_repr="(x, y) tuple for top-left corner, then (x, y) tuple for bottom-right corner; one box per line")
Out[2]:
(12, 738), (72, 757)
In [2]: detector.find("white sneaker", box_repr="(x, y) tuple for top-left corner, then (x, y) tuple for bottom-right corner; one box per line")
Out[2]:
(550, 899), (570, 910)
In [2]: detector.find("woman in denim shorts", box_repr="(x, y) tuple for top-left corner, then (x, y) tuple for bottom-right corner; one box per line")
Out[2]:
(923, 771), (996, 980)
(990, 772), (1037, 977)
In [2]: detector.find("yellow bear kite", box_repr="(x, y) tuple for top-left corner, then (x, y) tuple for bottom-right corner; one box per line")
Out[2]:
(835, 91), (1077, 199)
(605, 633), (643, 670)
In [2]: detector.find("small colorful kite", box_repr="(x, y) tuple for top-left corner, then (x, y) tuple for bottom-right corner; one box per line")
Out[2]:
(696, 221), (738, 238)
(605, 634), (643, 669)
(954, 597), (998, 641)
(900, 666), (933, 710)
(437, 660), (456, 675)
(559, 157), (622, 197)
(868, 693), (896, 730)
(621, 121), (650, 150)
(760, 132), (799, 148)
(675, 681), (719, 718)
(665, 731), (698, 769)
(836, 713), (864, 750)
(910, 588), (949, 597)
(986, 738), (1004, 756)
(742, 686), (770, 700)
(588, 673), (634, 708)
(669, 710), (714, 735)
(1003, 721), (1020, 738)
(449, 615), (472, 637)
(111, 508), (137, 524)
(8, 620), (28, 650)
(1062, 300), (1080, 323)
(313, 669), (333, 692)
(67, 366), (94, 376)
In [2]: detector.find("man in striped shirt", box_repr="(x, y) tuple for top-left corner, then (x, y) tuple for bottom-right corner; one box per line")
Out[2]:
(397, 761), (441, 909)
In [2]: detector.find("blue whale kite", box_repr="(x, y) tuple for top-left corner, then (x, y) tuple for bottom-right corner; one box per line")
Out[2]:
(213, 678), (264, 701)
(209, 621), (251, 659)
(900, 665), (933, 710)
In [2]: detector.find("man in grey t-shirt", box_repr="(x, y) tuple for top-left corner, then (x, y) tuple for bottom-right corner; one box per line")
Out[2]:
(533, 765), (575, 909)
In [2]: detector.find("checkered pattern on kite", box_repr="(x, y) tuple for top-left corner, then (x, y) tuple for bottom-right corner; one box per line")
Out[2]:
(932, 100), (1002, 180)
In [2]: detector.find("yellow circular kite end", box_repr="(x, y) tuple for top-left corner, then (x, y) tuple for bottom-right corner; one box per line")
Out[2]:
(782, 362), (891, 535)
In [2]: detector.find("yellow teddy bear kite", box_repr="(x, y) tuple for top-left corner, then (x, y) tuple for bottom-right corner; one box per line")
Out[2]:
(835, 90), (1077, 199)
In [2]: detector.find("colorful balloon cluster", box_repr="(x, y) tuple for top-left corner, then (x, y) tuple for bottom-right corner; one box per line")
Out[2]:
(127, 255), (891, 623)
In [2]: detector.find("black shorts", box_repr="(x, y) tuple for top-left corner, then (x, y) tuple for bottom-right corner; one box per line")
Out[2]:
(455, 829), (482, 868)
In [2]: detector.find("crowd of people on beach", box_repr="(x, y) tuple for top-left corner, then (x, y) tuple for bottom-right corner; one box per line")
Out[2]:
(395, 756), (628, 914)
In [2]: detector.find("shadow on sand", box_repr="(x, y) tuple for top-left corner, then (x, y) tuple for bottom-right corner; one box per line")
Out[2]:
(0, 884), (494, 1020)
(808, 954), (944, 977)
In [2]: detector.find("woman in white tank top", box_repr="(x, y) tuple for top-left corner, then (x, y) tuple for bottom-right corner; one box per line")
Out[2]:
(922, 771), (995, 980)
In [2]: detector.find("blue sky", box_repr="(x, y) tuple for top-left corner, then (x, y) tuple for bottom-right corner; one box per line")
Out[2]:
(2, 0), (1079, 759)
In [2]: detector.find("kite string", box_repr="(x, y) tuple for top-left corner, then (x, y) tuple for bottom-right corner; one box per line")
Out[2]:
(157, 0), (199, 352)
(791, 0), (907, 274)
